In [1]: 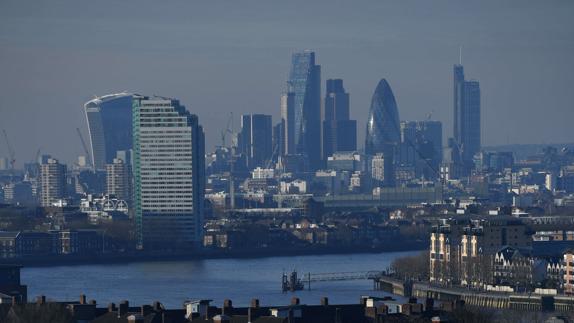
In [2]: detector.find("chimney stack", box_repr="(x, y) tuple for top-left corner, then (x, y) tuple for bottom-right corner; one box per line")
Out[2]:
(89, 300), (97, 306)
(222, 299), (233, 315)
(321, 297), (329, 306)
(250, 298), (259, 308)
(291, 297), (300, 305)
(80, 294), (86, 305)
(118, 300), (129, 317)
(108, 303), (117, 313)
(153, 301), (162, 312)
(36, 295), (46, 305)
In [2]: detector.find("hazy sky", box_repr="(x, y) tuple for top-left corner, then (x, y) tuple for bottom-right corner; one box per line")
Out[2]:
(1, 0), (573, 166)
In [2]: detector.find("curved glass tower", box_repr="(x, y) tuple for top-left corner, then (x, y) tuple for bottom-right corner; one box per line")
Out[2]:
(364, 79), (401, 155)
(84, 93), (133, 170)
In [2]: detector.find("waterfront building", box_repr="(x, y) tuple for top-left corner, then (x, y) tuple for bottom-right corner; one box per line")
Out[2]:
(564, 249), (574, 295)
(430, 217), (532, 286)
(84, 93), (133, 170)
(280, 92), (295, 156)
(453, 65), (481, 169)
(40, 158), (66, 207)
(106, 157), (130, 202)
(322, 79), (356, 161)
(133, 96), (205, 249)
(287, 50), (322, 170)
(238, 114), (273, 169)
(365, 79), (400, 187)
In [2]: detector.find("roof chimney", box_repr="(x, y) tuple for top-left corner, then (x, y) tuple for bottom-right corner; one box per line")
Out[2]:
(222, 299), (233, 315)
(321, 297), (329, 306)
(118, 300), (129, 317)
(291, 297), (300, 305)
(108, 303), (117, 313)
(36, 295), (46, 305)
(250, 298), (260, 308)
(80, 294), (86, 305)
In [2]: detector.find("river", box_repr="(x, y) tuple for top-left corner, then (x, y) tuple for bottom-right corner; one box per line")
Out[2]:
(21, 251), (420, 308)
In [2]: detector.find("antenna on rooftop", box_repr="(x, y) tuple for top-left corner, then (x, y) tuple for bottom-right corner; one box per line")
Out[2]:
(459, 46), (463, 65)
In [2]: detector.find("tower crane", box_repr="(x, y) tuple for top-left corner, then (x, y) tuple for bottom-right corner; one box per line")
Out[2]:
(76, 128), (92, 169)
(220, 112), (235, 148)
(1, 129), (16, 170)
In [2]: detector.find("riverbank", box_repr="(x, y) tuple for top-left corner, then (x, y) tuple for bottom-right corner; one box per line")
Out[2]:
(1, 241), (426, 267)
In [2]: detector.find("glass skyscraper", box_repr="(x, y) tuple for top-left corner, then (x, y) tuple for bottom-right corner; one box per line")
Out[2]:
(322, 79), (356, 161)
(453, 64), (481, 167)
(365, 79), (401, 187)
(84, 93), (133, 170)
(287, 50), (322, 170)
(238, 114), (273, 168)
(133, 96), (205, 249)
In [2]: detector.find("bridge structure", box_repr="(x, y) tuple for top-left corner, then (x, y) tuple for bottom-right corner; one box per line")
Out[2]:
(282, 270), (386, 292)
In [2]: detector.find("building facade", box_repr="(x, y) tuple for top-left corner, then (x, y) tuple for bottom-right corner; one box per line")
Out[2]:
(287, 51), (321, 170)
(133, 96), (205, 249)
(453, 65), (481, 169)
(322, 79), (356, 160)
(40, 158), (66, 207)
(238, 114), (273, 169)
(84, 93), (133, 170)
(106, 157), (130, 202)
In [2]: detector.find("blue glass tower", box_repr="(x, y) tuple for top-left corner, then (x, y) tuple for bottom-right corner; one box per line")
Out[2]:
(287, 51), (321, 170)
(84, 93), (133, 170)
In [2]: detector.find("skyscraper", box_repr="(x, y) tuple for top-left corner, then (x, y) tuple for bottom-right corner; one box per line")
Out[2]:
(365, 79), (401, 186)
(452, 65), (481, 168)
(399, 120), (443, 177)
(238, 114), (273, 169)
(133, 96), (205, 249)
(287, 51), (321, 170)
(280, 92), (295, 156)
(84, 93), (133, 170)
(322, 79), (356, 160)
(40, 158), (66, 207)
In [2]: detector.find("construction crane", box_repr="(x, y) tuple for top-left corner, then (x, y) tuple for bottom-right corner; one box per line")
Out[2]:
(76, 128), (92, 169)
(1, 129), (16, 170)
(220, 112), (235, 148)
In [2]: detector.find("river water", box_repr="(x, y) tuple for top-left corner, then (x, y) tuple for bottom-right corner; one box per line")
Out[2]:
(21, 251), (419, 308)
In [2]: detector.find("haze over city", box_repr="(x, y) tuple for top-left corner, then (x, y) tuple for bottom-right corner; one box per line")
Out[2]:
(1, 0), (573, 166)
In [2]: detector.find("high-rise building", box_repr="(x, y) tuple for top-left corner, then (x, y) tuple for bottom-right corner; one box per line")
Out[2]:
(238, 114), (273, 169)
(133, 96), (205, 249)
(280, 92), (295, 156)
(453, 65), (481, 168)
(365, 79), (401, 187)
(287, 51), (321, 170)
(322, 79), (356, 161)
(40, 158), (66, 207)
(106, 158), (130, 202)
(84, 93), (133, 170)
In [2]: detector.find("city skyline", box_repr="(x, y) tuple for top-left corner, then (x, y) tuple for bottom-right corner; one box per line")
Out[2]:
(1, 1), (573, 166)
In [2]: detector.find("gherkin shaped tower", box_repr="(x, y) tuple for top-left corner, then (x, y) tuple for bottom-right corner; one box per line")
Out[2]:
(364, 79), (401, 155)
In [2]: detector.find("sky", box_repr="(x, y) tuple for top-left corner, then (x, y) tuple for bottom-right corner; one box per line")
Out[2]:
(0, 0), (573, 166)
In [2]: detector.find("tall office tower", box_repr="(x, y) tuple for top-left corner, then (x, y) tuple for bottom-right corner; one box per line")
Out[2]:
(106, 158), (130, 202)
(280, 92), (295, 155)
(238, 114), (273, 169)
(452, 65), (481, 168)
(84, 93), (133, 170)
(133, 96), (205, 249)
(287, 50), (321, 170)
(40, 158), (66, 207)
(322, 79), (357, 161)
(365, 79), (401, 187)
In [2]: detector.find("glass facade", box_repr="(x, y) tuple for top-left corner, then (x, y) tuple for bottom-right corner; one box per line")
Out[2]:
(287, 51), (321, 170)
(364, 79), (401, 155)
(84, 93), (133, 170)
(133, 96), (205, 249)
